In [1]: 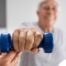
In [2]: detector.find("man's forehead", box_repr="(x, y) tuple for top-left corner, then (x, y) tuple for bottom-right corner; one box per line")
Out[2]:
(39, 0), (58, 7)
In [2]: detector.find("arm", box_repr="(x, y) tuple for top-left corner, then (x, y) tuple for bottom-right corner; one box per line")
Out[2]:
(0, 51), (21, 66)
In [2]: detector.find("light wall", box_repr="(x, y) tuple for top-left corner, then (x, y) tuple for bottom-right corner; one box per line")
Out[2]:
(6, 0), (66, 66)
(6, 0), (66, 30)
(6, 0), (66, 44)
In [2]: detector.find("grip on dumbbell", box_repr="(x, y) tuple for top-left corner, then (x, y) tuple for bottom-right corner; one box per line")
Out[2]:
(0, 33), (54, 53)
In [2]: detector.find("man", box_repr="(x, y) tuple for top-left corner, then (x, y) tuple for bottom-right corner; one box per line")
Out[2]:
(0, 0), (66, 66)
(18, 0), (65, 66)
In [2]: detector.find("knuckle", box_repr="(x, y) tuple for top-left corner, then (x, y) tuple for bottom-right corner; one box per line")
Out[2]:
(33, 32), (43, 47)
(25, 30), (34, 50)
(35, 32), (43, 40)
(19, 31), (26, 51)
(12, 30), (19, 41)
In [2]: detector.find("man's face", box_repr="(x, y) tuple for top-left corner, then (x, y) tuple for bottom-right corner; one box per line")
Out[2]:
(37, 0), (57, 28)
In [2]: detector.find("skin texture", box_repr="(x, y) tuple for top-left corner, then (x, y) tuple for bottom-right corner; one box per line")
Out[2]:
(0, 0), (58, 66)
(0, 51), (22, 66)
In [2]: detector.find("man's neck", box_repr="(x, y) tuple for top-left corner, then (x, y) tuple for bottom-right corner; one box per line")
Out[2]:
(38, 21), (53, 32)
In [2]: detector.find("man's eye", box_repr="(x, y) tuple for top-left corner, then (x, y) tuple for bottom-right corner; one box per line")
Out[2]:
(43, 6), (56, 11)
(52, 7), (56, 10)
(43, 7), (49, 10)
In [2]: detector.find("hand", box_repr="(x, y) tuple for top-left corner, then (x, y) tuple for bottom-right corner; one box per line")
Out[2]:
(0, 51), (21, 66)
(12, 28), (43, 54)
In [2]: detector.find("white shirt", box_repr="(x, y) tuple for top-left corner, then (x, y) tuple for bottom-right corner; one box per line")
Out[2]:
(18, 22), (66, 66)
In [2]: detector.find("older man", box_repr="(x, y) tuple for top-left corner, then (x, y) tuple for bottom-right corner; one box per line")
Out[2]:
(15, 0), (65, 66)
(0, 0), (66, 66)
(19, 0), (65, 66)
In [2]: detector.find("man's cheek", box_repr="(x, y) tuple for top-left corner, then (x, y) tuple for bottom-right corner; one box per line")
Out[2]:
(52, 12), (56, 19)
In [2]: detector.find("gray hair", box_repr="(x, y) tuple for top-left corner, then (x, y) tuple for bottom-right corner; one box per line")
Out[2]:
(37, 0), (58, 11)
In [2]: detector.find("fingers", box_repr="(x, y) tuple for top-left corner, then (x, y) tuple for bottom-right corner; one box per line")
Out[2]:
(12, 28), (43, 53)
(2, 51), (16, 62)
(19, 29), (26, 51)
(25, 30), (34, 50)
(0, 51), (22, 66)
(11, 52), (22, 63)
(33, 31), (43, 48)
(12, 29), (20, 52)
(31, 48), (39, 54)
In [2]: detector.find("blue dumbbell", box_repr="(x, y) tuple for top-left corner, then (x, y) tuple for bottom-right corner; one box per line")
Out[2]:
(0, 33), (13, 53)
(38, 33), (54, 53)
(0, 33), (54, 53)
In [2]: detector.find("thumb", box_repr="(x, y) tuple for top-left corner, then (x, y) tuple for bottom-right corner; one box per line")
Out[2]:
(31, 48), (39, 54)
(11, 52), (22, 63)
(2, 51), (16, 62)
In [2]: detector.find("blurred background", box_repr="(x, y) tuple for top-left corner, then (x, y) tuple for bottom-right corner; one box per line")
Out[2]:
(0, 0), (66, 66)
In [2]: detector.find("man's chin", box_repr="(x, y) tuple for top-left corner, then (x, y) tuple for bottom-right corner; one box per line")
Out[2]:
(45, 24), (53, 28)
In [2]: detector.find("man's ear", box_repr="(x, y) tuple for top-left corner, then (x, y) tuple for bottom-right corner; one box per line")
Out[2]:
(37, 10), (39, 16)
(54, 11), (57, 21)
(54, 15), (57, 21)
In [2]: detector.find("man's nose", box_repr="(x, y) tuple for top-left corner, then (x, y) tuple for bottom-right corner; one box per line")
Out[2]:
(47, 8), (52, 15)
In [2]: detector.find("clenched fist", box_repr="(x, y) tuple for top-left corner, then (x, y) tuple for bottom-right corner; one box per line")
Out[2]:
(12, 28), (43, 53)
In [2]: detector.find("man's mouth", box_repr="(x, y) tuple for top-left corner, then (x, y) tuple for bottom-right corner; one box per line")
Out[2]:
(44, 16), (51, 20)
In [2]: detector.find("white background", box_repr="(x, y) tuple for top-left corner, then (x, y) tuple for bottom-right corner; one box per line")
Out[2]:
(2, 0), (66, 66)
(6, 0), (66, 31)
